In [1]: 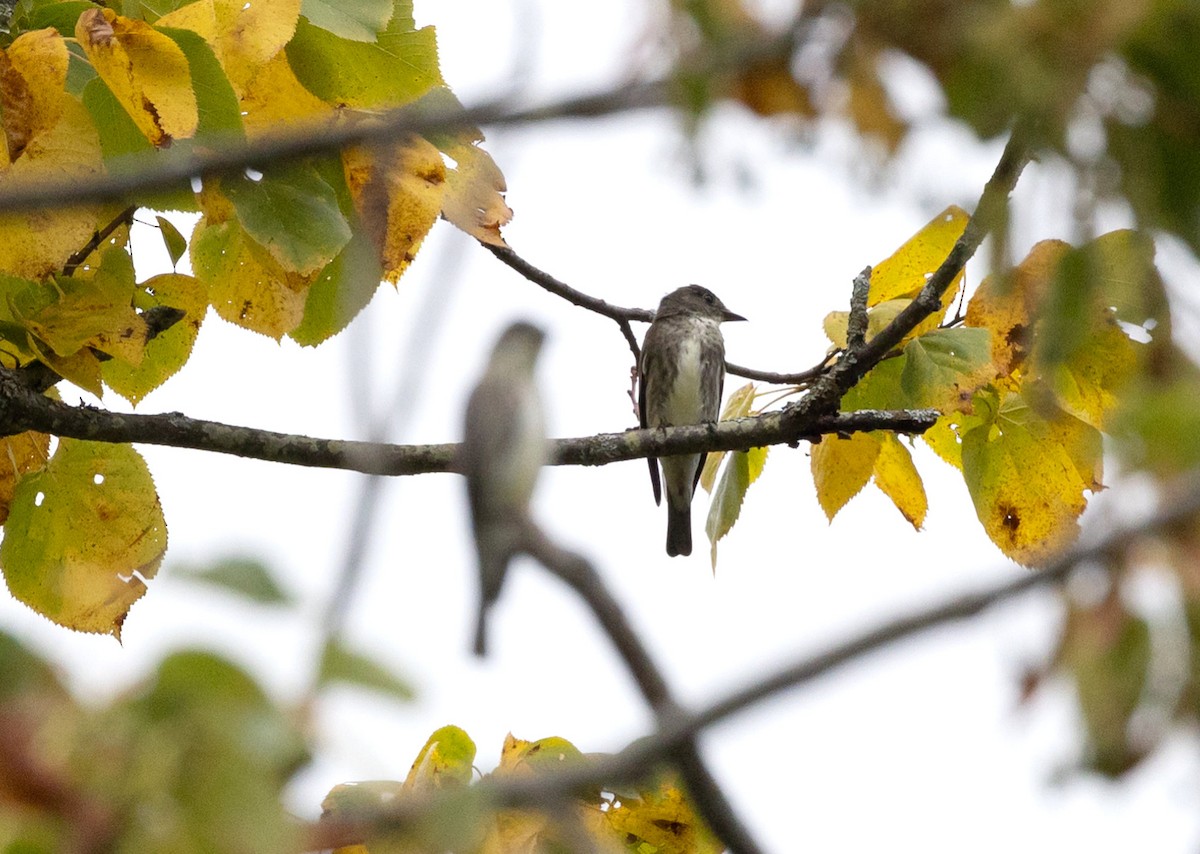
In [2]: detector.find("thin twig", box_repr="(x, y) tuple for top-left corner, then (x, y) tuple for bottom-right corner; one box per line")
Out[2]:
(487, 243), (829, 384)
(61, 205), (137, 277)
(725, 353), (836, 386)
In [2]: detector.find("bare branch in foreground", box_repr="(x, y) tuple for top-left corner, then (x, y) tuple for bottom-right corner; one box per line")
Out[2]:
(523, 525), (765, 854)
(0, 367), (936, 474)
(308, 469), (1200, 851)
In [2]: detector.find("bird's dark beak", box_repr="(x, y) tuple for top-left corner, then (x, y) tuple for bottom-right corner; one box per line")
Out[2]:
(723, 309), (747, 322)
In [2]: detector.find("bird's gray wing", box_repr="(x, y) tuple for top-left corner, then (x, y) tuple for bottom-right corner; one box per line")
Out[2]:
(463, 377), (522, 522)
(638, 332), (662, 506)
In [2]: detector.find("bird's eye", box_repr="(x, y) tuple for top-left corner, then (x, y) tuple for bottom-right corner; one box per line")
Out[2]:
(704, 293), (714, 304)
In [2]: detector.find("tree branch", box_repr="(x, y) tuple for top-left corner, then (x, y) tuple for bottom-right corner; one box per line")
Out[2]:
(498, 525), (766, 854)
(784, 127), (1031, 422)
(0, 369), (936, 474)
(487, 242), (843, 385)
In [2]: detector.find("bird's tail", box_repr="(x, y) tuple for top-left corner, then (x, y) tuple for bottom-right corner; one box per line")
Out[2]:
(666, 504), (692, 557)
(473, 603), (489, 657)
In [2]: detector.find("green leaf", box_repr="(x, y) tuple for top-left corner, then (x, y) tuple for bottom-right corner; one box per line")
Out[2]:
(15, 1), (97, 38)
(0, 630), (66, 700)
(286, 12), (442, 108)
(81, 75), (154, 164)
(116, 0), (195, 21)
(300, 0), (394, 41)
(705, 446), (767, 569)
(225, 164), (352, 275)
(289, 229), (383, 345)
(82, 74), (194, 209)
(156, 215), (187, 266)
(900, 326), (993, 409)
(1, 439), (167, 638)
(317, 637), (416, 702)
(403, 724), (476, 790)
(159, 25), (245, 140)
(1111, 368), (1200, 473)
(840, 355), (911, 411)
(64, 42), (96, 97)
(172, 554), (293, 605)
(1038, 230), (1168, 368)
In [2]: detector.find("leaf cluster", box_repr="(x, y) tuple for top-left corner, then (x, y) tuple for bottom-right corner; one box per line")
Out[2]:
(0, 0), (508, 636)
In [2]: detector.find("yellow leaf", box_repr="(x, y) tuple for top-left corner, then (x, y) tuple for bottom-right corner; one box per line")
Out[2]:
(701, 382), (757, 491)
(342, 135), (445, 283)
(872, 433), (927, 529)
(0, 429), (50, 524)
(103, 272), (208, 404)
(76, 8), (198, 146)
(603, 779), (721, 854)
(0, 98), (103, 279)
(191, 217), (310, 339)
(237, 53), (332, 138)
(157, 0), (301, 94)
(731, 57), (813, 118)
(870, 205), (970, 313)
(26, 333), (103, 395)
(922, 411), (982, 471)
(18, 249), (147, 366)
(439, 138), (512, 246)
(3, 28), (69, 155)
(961, 392), (1099, 566)
(811, 431), (881, 521)
(823, 298), (910, 349)
(965, 239), (1070, 375)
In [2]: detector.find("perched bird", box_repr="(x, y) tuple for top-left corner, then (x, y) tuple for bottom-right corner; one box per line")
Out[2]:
(461, 321), (547, 656)
(639, 285), (746, 557)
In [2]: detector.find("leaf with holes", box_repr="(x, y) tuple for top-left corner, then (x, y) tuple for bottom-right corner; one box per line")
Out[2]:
(1, 439), (167, 638)
(191, 218), (311, 339)
(961, 390), (1100, 566)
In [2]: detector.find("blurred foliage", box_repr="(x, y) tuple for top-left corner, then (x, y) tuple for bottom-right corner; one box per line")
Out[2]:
(0, 634), (307, 853)
(321, 728), (720, 854)
(667, 0), (1200, 256)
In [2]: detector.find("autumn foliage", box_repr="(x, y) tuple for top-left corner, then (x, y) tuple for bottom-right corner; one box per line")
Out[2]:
(0, 0), (1198, 850)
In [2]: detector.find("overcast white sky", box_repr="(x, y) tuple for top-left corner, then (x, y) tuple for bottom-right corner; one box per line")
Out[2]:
(2, 2), (1200, 851)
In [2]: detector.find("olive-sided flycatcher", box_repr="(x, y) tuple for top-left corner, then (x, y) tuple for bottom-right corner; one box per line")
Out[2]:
(462, 321), (547, 656)
(639, 285), (745, 557)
